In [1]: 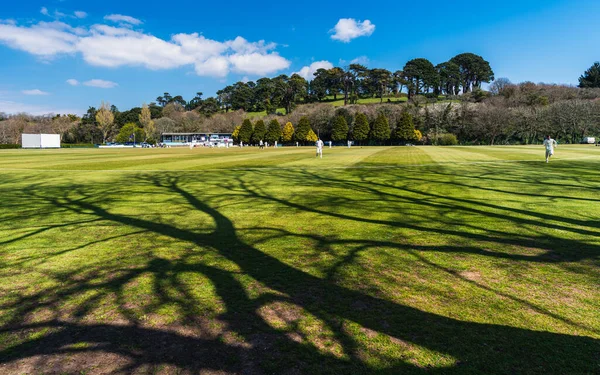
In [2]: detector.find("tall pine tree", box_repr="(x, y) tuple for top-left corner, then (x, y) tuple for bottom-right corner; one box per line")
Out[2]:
(579, 62), (600, 88)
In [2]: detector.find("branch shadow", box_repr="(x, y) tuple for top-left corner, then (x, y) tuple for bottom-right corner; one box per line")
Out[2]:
(0, 169), (598, 374)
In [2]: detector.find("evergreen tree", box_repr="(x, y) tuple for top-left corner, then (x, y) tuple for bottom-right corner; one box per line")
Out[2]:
(251, 120), (266, 143)
(238, 119), (253, 143)
(282, 122), (295, 143)
(265, 119), (282, 143)
(393, 111), (416, 143)
(115, 122), (144, 144)
(352, 112), (370, 144)
(370, 113), (390, 144)
(579, 62), (600, 88)
(294, 116), (311, 143)
(331, 115), (349, 141)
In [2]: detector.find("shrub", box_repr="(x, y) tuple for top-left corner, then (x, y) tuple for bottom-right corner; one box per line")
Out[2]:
(437, 133), (458, 145)
(61, 144), (95, 148)
(0, 144), (21, 149)
(414, 129), (423, 143)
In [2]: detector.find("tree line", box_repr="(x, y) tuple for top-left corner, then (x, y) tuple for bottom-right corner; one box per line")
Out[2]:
(2, 61), (600, 146)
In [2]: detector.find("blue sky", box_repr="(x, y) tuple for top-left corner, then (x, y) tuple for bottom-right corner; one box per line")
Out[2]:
(1, 0), (599, 115)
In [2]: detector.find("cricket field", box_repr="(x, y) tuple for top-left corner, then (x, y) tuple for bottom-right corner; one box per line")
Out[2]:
(0, 145), (598, 374)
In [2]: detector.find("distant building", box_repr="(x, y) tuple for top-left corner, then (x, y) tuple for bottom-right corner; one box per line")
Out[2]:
(160, 133), (233, 146)
(582, 137), (596, 144)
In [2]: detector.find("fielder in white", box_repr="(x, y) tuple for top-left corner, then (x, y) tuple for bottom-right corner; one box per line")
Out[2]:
(543, 135), (558, 163)
(316, 139), (324, 158)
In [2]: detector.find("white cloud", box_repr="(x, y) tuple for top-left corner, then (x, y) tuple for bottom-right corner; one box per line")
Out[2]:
(40, 7), (49, 16)
(293, 60), (333, 80)
(83, 79), (118, 88)
(0, 18), (290, 78)
(350, 55), (370, 65)
(0, 21), (81, 57)
(330, 18), (375, 43)
(74, 11), (87, 19)
(78, 26), (289, 76)
(0, 100), (81, 116)
(22, 89), (49, 95)
(104, 14), (142, 25)
(229, 52), (290, 76)
(66, 79), (79, 86)
(194, 56), (230, 77)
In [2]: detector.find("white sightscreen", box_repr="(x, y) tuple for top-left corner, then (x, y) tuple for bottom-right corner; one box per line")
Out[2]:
(41, 134), (60, 148)
(22, 134), (41, 148)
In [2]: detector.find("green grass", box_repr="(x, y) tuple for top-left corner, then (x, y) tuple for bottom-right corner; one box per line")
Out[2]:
(328, 96), (408, 106)
(0, 145), (599, 374)
(245, 97), (409, 117)
(246, 109), (287, 118)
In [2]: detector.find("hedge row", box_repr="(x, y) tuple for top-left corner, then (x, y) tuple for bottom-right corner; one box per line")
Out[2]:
(0, 144), (21, 149)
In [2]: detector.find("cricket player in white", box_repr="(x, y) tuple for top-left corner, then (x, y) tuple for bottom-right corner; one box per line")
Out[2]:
(316, 139), (324, 158)
(543, 135), (557, 163)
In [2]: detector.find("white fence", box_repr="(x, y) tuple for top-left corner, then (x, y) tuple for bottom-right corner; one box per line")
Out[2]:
(21, 134), (61, 148)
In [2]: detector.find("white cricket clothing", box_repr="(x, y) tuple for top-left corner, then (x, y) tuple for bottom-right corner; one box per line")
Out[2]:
(543, 138), (557, 153)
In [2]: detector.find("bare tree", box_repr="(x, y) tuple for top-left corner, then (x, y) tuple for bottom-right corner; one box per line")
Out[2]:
(96, 101), (115, 144)
(139, 103), (156, 142)
(489, 78), (511, 95)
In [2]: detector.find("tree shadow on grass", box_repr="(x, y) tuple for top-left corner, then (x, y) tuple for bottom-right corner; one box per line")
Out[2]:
(0, 170), (599, 374)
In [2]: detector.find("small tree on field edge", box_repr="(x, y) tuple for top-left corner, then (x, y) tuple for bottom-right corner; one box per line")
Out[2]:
(353, 112), (370, 145)
(331, 115), (349, 141)
(251, 120), (266, 143)
(232, 125), (241, 143)
(115, 122), (144, 144)
(307, 129), (318, 143)
(370, 113), (391, 144)
(393, 111), (418, 143)
(265, 119), (282, 144)
(294, 117), (311, 144)
(239, 119), (253, 143)
(282, 122), (294, 143)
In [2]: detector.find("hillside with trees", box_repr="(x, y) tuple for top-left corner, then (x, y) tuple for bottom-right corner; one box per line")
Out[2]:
(2, 57), (600, 146)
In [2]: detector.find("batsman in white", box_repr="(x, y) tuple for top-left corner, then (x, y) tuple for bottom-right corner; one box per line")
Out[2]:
(316, 138), (324, 158)
(543, 135), (558, 163)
